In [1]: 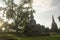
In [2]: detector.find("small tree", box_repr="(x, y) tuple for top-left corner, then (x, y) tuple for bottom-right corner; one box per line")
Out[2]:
(58, 16), (60, 21)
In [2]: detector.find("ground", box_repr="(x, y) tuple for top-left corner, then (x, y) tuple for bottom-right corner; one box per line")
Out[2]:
(0, 34), (60, 40)
(18, 35), (60, 40)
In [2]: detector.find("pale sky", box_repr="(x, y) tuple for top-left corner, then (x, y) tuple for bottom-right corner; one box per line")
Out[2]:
(0, 0), (60, 28)
(33, 0), (60, 28)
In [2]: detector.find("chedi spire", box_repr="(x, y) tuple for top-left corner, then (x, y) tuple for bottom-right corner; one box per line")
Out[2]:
(51, 15), (59, 32)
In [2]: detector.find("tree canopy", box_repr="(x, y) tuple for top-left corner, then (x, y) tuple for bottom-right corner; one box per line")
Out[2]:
(0, 0), (35, 33)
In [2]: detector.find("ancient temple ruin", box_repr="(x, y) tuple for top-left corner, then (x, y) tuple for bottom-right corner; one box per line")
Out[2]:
(51, 15), (59, 32)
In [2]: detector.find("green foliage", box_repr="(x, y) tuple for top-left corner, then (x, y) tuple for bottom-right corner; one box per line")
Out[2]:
(6, 8), (15, 19)
(45, 27), (50, 33)
(58, 16), (60, 21)
(0, 0), (35, 33)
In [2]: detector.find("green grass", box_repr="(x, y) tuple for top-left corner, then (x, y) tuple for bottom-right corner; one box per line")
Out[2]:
(18, 35), (60, 40)
(0, 34), (60, 40)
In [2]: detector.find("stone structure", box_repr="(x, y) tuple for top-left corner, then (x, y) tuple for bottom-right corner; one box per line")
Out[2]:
(51, 15), (59, 32)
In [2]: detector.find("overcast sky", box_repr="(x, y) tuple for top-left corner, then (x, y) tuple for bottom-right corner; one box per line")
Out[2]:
(33, 0), (60, 28)
(0, 0), (60, 28)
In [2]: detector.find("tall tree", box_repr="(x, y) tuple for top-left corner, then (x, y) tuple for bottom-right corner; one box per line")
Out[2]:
(1, 0), (35, 33)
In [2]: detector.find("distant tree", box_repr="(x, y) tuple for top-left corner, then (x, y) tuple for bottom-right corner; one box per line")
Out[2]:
(58, 16), (60, 21)
(45, 27), (50, 33)
(24, 23), (46, 36)
(58, 28), (60, 32)
(23, 20), (36, 36)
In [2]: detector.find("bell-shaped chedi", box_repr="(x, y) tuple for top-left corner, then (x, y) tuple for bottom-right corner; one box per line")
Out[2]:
(51, 15), (59, 32)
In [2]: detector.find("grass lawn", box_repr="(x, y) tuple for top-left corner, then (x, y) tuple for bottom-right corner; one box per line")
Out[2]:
(17, 34), (60, 40)
(0, 34), (60, 40)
